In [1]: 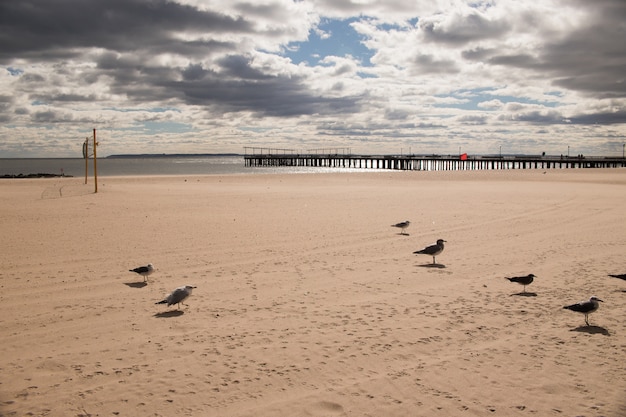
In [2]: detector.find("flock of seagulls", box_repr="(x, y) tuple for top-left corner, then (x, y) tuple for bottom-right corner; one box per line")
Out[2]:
(502, 276), (611, 326)
(394, 220), (616, 327)
(129, 263), (195, 311)
(126, 220), (619, 322)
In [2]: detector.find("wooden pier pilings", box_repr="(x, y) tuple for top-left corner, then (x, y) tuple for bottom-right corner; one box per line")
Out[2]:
(243, 149), (626, 171)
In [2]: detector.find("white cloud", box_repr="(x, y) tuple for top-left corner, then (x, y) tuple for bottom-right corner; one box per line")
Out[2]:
(478, 99), (504, 110)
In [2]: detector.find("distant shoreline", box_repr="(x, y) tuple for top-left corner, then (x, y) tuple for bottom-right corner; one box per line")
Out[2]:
(0, 154), (243, 160)
(105, 153), (242, 159)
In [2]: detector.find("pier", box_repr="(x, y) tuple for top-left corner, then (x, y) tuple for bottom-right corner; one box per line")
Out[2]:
(244, 148), (626, 171)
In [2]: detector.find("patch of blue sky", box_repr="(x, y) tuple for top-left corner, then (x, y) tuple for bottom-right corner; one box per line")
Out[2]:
(107, 121), (190, 134)
(284, 18), (375, 67)
(407, 17), (419, 27)
(7, 67), (24, 76)
(141, 121), (192, 134)
(356, 71), (378, 79)
(469, 1), (496, 11)
(375, 21), (413, 32)
(104, 106), (181, 113)
(436, 88), (560, 110)
(238, 126), (273, 133)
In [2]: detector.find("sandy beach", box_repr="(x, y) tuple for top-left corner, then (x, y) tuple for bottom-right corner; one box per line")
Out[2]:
(1, 169), (625, 417)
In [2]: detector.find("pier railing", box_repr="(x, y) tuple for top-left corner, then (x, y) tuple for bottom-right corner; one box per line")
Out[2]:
(243, 148), (626, 171)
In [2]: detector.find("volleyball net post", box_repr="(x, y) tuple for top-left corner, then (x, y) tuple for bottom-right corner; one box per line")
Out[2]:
(82, 128), (99, 193)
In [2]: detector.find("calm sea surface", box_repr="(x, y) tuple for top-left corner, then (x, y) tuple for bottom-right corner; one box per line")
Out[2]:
(0, 156), (372, 177)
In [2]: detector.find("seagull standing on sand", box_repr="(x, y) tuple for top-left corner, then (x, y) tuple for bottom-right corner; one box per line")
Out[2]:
(563, 296), (603, 326)
(129, 263), (154, 282)
(413, 239), (446, 264)
(156, 285), (196, 310)
(391, 220), (411, 235)
(505, 274), (536, 293)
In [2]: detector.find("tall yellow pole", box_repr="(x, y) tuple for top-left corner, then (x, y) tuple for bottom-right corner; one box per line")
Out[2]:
(93, 128), (98, 193)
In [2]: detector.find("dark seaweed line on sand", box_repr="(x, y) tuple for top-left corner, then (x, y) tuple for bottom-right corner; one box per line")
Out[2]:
(1, 173), (73, 179)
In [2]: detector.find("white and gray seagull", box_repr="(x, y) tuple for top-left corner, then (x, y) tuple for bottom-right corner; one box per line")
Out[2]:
(563, 296), (603, 326)
(391, 220), (411, 235)
(129, 263), (154, 282)
(156, 285), (197, 310)
(413, 239), (446, 264)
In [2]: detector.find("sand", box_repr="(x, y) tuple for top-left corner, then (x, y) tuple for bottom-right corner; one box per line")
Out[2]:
(1, 169), (625, 417)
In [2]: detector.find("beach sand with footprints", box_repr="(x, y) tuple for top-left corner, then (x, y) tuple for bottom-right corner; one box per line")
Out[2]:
(1, 169), (625, 416)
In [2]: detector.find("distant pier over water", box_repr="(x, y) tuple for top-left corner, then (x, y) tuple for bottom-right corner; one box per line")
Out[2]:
(244, 147), (626, 171)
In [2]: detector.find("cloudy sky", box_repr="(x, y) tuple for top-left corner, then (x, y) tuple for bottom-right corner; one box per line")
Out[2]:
(1, 0), (625, 157)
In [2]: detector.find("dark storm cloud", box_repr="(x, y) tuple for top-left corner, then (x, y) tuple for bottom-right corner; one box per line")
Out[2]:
(542, 21), (626, 99)
(462, 0), (626, 99)
(0, 0), (361, 117)
(461, 47), (492, 61)
(385, 108), (410, 121)
(93, 52), (362, 117)
(458, 115), (488, 125)
(233, 2), (293, 21)
(0, 95), (12, 123)
(412, 53), (459, 74)
(568, 110), (626, 125)
(487, 54), (538, 68)
(501, 108), (626, 125)
(537, 0), (626, 98)
(218, 55), (275, 81)
(30, 92), (98, 103)
(509, 110), (566, 125)
(32, 109), (70, 123)
(0, 0), (253, 62)
(168, 57), (362, 117)
(420, 11), (509, 46)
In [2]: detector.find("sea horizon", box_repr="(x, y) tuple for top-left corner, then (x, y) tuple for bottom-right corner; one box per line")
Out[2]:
(0, 154), (374, 177)
(2, 152), (624, 177)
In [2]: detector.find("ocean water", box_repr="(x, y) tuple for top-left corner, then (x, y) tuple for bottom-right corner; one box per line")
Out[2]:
(0, 155), (371, 177)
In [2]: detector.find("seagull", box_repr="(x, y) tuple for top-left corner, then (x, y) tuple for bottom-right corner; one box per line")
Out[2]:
(563, 296), (603, 326)
(608, 273), (626, 281)
(505, 274), (536, 293)
(156, 285), (196, 310)
(391, 220), (411, 235)
(129, 263), (154, 282)
(413, 239), (446, 264)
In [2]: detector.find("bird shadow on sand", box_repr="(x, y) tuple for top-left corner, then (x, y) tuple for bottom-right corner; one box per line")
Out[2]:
(417, 263), (446, 269)
(510, 292), (537, 297)
(570, 325), (610, 336)
(154, 310), (185, 318)
(124, 282), (148, 288)
(397, 233), (410, 236)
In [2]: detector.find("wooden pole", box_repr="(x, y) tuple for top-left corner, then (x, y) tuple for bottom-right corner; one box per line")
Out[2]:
(84, 138), (89, 184)
(93, 128), (98, 193)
